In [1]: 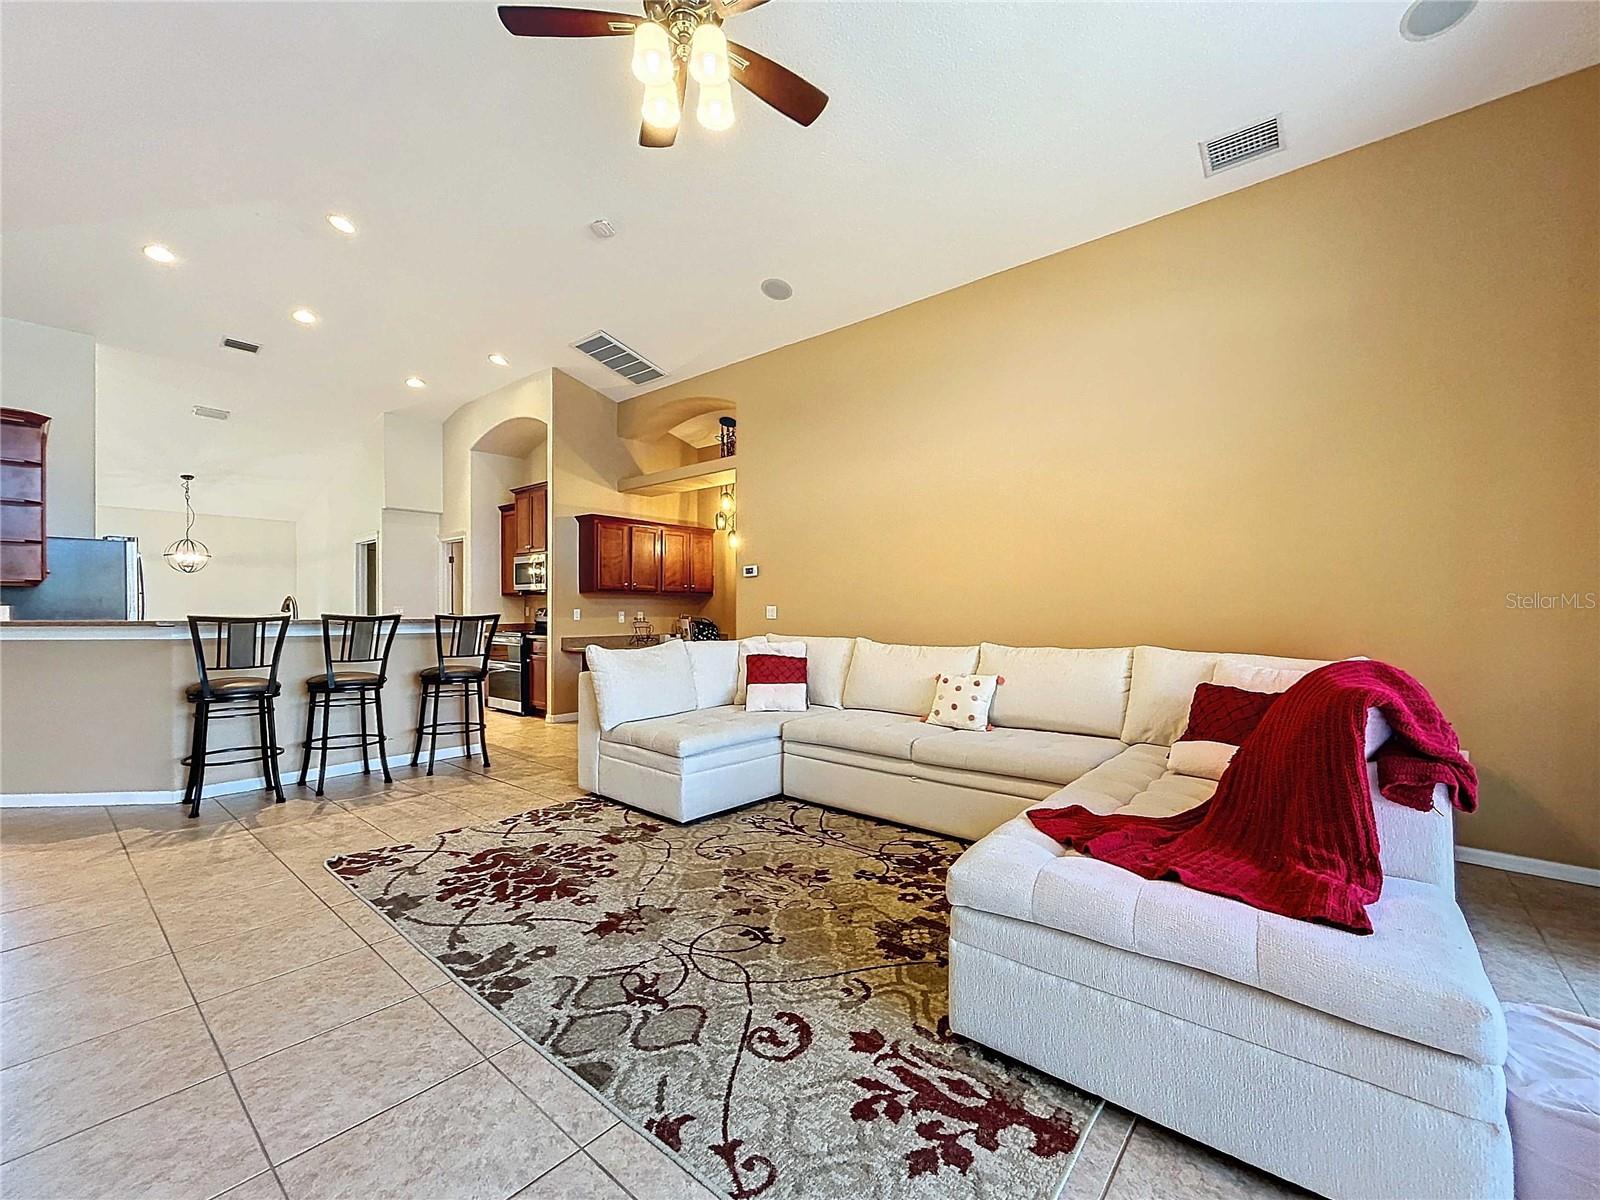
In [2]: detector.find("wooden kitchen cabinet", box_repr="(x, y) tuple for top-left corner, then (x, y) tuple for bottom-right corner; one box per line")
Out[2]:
(689, 529), (715, 593)
(511, 483), (546, 554)
(498, 504), (517, 597)
(1, 409), (49, 587)
(529, 647), (548, 712)
(576, 514), (716, 595)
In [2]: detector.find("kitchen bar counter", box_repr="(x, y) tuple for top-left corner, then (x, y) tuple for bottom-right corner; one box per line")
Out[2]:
(0, 619), (465, 804)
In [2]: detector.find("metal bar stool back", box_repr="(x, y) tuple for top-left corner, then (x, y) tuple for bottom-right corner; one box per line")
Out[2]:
(298, 614), (401, 796)
(183, 615), (291, 818)
(412, 613), (500, 775)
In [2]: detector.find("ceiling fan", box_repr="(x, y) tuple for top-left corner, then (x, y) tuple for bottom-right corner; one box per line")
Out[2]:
(497, 1), (828, 147)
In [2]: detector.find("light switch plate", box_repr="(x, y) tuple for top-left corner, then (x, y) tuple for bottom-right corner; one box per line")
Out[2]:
(741, 564), (759, 578)
(572, 609), (581, 621)
(617, 611), (626, 623)
(765, 605), (778, 620)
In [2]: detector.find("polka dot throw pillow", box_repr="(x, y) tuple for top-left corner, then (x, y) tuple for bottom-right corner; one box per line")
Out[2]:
(924, 673), (1001, 731)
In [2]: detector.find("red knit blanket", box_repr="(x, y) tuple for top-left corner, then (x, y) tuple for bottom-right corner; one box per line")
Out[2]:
(1026, 660), (1476, 933)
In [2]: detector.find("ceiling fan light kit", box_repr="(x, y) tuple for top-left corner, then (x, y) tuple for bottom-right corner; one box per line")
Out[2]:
(498, 2), (826, 148)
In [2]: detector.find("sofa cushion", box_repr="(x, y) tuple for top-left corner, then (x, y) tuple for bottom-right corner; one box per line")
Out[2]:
(949, 763), (1503, 1066)
(771, 634), (855, 708)
(586, 640), (698, 732)
(911, 728), (1126, 787)
(603, 704), (821, 758)
(977, 644), (1133, 738)
(841, 639), (979, 716)
(685, 640), (739, 708)
(1120, 646), (1332, 746)
(782, 709), (955, 760)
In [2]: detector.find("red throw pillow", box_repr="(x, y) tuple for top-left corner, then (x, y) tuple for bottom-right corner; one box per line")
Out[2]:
(1178, 683), (1279, 746)
(745, 653), (808, 686)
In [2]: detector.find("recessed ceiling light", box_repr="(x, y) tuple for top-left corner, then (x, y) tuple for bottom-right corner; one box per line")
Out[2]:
(290, 308), (319, 325)
(487, 353), (510, 367)
(404, 376), (427, 389)
(326, 213), (357, 235)
(142, 243), (178, 264)
(1399, 0), (1476, 41)
(760, 277), (794, 301)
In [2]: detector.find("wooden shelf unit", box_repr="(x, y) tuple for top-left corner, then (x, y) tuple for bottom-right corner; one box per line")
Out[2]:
(1, 408), (50, 587)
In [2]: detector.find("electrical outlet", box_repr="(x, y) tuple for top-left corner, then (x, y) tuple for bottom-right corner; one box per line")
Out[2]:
(765, 605), (778, 620)
(617, 611), (626, 623)
(572, 609), (581, 621)
(634, 611), (644, 621)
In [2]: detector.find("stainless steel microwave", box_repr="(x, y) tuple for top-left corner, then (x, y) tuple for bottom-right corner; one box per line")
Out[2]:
(512, 551), (547, 593)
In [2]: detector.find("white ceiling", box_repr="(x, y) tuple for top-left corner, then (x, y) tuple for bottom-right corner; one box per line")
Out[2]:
(3, 1), (1595, 520)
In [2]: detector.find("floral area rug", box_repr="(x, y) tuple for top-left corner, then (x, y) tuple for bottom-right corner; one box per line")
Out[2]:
(327, 797), (1099, 1199)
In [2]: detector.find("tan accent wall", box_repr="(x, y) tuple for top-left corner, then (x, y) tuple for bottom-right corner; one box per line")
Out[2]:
(637, 69), (1600, 869)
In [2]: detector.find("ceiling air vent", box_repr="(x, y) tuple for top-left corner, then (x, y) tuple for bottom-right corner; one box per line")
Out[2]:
(220, 336), (260, 354)
(572, 331), (665, 386)
(1200, 116), (1283, 177)
(191, 405), (231, 421)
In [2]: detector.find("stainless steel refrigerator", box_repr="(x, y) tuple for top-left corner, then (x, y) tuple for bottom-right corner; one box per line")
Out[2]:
(0, 536), (144, 619)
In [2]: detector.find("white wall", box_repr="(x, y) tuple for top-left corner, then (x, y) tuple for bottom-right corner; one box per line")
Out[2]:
(97, 505), (297, 619)
(295, 419), (382, 618)
(1, 318), (96, 536)
(383, 412), (444, 513)
(379, 507), (441, 618)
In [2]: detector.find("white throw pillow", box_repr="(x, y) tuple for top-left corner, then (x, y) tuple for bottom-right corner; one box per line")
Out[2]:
(1210, 661), (1310, 694)
(1167, 740), (1236, 781)
(977, 643), (1133, 738)
(685, 640), (739, 708)
(842, 639), (981, 717)
(586, 640), (698, 732)
(732, 636), (771, 704)
(744, 645), (809, 713)
(770, 634), (855, 708)
(1121, 646), (1333, 746)
(925, 674), (999, 731)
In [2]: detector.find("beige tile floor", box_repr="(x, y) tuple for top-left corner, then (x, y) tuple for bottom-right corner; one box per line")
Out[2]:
(1, 712), (1594, 1200)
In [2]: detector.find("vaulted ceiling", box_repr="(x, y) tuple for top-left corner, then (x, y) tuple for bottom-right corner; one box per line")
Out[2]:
(3, 1), (1594, 518)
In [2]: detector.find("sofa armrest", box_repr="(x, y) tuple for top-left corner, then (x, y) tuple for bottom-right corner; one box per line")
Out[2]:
(578, 671), (600, 794)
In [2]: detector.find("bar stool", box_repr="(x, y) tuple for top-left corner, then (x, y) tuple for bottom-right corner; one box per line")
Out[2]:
(182, 616), (290, 819)
(412, 614), (499, 775)
(298, 614), (401, 796)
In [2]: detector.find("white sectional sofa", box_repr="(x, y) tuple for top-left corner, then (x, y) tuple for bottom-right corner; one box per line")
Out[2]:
(577, 635), (1512, 1199)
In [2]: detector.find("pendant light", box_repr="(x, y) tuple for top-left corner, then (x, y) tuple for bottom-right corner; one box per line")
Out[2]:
(162, 474), (212, 573)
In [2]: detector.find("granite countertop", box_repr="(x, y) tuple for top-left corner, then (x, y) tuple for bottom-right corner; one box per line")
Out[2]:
(559, 634), (671, 653)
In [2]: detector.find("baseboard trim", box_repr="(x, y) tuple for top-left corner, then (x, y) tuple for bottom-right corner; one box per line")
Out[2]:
(2, 746), (470, 808)
(546, 712), (578, 724)
(1455, 846), (1600, 888)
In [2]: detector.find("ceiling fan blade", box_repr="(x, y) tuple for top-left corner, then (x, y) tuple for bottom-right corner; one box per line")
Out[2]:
(640, 67), (688, 148)
(714, 0), (771, 15)
(497, 6), (641, 37)
(726, 41), (827, 127)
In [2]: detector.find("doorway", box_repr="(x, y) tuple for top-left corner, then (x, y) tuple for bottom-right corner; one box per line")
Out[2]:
(354, 538), (379, 615)
(440, 537), (465, 613)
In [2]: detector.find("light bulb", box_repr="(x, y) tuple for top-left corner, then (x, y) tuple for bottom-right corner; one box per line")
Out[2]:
(326, 214), (357, 235)
(689, 22), (729, 86)
(728, 531), (741, 551)
(641, 79), (680, 130)
(142, 243), (178, 264)
(631, 22), (673, 86)
(291, 308), (319, 325)
(696, 79), (734, 132)
(720, 491), (733, 512)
